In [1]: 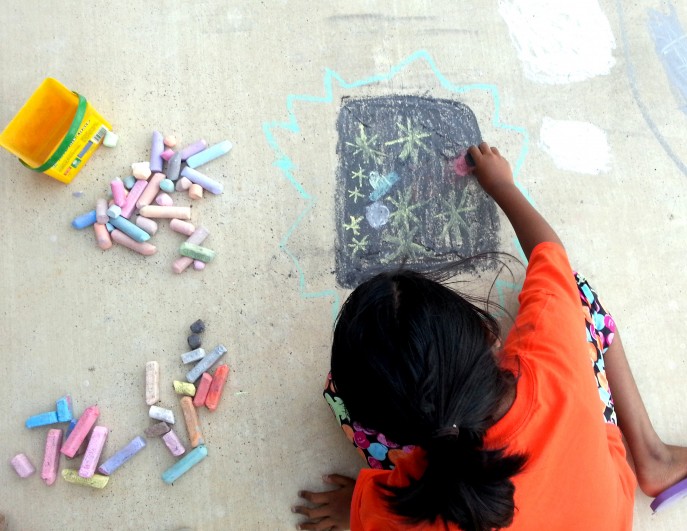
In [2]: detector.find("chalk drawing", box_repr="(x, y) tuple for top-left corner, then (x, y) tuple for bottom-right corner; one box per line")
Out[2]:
(539, 117), (611, 174)
(365, 202), (390, 229)
(615, 1), (687, 177)
(348, 187), (365, 204)
(345, 124), (386, 165)
(350, 165), (367, 187)
(335, 96), (505, 288)
(435, 187), (476, 245)
(368, 171), (400, 201)
(498, 0), (616, 84)
(385, 118), (433, 163)
(262, 50), (533, 321)
(343, 215), (364, 236)
(648, 4), (687, 114)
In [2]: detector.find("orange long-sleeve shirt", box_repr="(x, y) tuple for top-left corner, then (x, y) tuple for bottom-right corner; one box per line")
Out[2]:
(350, 243), (637, 530)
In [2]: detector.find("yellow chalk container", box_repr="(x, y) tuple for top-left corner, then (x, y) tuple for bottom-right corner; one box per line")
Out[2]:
(0, 78), (111, 184)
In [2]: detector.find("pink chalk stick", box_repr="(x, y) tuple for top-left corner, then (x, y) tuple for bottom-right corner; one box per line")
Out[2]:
(79, 426), (109, 478)
(193, 260), (206, 271)
(193, 373), (213, 407)
(161, 148), (175, 161)
(10, 453), (35, 478)
(170, 219), (196, 236)
(172, 227), (210, 273)
(136, 172), (166, 209)
(61, 405), (100, 458)
(121, 180), (148, 218)
(111, 178), (127, 208)
(111, 230), (157, 256)
(172, 257), (194, 274)
(155, 192), (174, 206)
(162, 430), (186, 456)
(41, 429), (63, 485)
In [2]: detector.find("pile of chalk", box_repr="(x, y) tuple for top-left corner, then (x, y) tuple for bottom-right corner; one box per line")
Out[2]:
(9, 319), (230, 487)
(72, 131), (232, 273)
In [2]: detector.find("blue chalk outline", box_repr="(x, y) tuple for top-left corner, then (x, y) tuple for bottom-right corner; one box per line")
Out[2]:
(262, 49), (532, 322)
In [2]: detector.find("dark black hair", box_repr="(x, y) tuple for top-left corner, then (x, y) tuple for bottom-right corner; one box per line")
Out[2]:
(331, 268), (526, 531)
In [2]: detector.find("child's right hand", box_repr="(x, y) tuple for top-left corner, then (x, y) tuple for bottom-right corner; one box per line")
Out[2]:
(468, 142), (514, 198)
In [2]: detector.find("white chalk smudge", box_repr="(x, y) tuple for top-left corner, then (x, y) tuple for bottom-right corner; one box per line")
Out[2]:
(539, 117), (611, 174)
(498, 0), (616, 84)
(365, 201), (390, 229)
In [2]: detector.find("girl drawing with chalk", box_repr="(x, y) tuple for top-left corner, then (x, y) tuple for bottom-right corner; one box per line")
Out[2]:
(293, 142), (687, 530)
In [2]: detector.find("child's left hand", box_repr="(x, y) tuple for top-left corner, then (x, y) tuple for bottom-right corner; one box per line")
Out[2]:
(292, 474), (356, 530)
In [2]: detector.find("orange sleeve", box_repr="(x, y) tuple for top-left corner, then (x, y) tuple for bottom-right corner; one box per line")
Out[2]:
(503, 242), (589, 376)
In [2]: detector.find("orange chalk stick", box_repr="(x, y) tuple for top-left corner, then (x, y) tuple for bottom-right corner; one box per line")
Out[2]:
(193, 373), (213, 408)
(180, 396), (204, 448)
(205, 364), (229, 411)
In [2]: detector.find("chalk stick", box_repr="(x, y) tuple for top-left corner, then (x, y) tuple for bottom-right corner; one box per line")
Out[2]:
(186, 344), (227, 383)
(162, 445), (208, 484)
(97, 436), (146, 476)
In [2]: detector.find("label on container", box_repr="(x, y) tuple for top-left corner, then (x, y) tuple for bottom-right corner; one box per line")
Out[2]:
(53, 121), (108, 179)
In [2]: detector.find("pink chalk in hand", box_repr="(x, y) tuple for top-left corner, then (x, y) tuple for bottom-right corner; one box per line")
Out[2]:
(79, 426), (109, 478)
(454, 151), (472, 177)
(11, 453), (36, 478)
(41, 428), (63, 486)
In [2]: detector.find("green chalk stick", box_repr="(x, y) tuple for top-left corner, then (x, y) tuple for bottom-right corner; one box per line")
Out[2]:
(179, 242), (216, 263)
(62, 468), (109, 488)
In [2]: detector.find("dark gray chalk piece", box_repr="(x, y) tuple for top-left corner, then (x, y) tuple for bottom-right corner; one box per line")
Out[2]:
(190, 319), (206, 334)
(187, 334), (202, 350)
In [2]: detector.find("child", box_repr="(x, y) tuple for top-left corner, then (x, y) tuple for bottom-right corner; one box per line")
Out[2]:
(293, 142), (687, 530)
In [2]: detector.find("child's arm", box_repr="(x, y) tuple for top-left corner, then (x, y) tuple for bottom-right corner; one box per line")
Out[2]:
(468, 142), (562, 260)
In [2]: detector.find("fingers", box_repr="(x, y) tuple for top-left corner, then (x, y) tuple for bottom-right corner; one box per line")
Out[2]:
(467, 144), (483, 162)
(468, 142), (503, 161)
(292, 505), (332, 520)
(322, 474), (356, 487)
(297, 518), (339, 531)
(298, 490), (329, 505)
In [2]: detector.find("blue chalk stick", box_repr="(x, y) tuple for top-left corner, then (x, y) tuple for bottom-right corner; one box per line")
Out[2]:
(108, 215), (151, 242)
(186, 140), (232, 169)
(159, 179), (175, 193)
(162, 445), (208, 484)
(97, 436), (146, 475)
(72, 210), (97, 229)
(26, 411), (59, 429)
(65, 419), (78, 439)
(56, 395), (73, 422)
(186, 344), (227, 383)
(105, 222), (114, 233)
(123, 175), (136, 190)
(180, 167), (224, 195)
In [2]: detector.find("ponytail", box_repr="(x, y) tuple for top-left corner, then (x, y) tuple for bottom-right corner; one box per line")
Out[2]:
(331, 269), (527, 530)
(384, 428), (526, 530)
